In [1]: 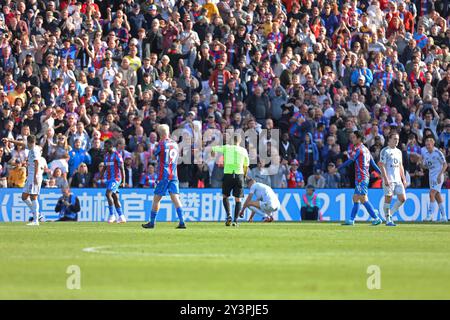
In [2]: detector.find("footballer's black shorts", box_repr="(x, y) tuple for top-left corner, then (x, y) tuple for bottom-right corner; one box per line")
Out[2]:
(222, 173), (244, 198)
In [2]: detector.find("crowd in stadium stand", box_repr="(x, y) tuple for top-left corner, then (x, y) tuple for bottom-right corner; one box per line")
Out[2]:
(0, 0), (449, 190)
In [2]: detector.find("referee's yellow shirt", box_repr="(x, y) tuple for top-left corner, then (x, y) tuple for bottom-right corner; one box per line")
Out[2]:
(212, 145), (249, 174)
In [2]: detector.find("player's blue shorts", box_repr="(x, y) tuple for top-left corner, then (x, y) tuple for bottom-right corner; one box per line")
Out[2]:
(106, 180), (121, 193)
(355, 179), (369, 195)
(154, 180), (180, 196)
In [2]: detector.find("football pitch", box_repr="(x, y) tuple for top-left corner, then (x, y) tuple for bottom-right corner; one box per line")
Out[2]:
(1, 222), (450, 299)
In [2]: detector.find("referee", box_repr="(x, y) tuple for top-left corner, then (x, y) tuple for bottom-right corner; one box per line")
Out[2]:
(212, 134), (249, 226)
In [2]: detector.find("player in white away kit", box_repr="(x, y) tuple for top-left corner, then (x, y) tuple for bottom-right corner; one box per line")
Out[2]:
(239, 178), (280, 222)
(378, 133), (407, 227)
(3, 136), (43, 226)
(419, 136), (448, 222)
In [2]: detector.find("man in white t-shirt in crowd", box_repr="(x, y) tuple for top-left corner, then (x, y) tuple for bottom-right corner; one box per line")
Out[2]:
(419, 136), (448, 222)
(239, 178), (281, 223)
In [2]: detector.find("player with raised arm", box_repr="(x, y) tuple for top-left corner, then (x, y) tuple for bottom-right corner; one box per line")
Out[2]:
(239, 178), (280, 223)
(338, 131), (383, 226)
(420, 136), (448, 222)
(378, 132), (407, 227)
(142, 124), (186, 229)
(3, 136), (43, 226)
(98, 140), (126, 223)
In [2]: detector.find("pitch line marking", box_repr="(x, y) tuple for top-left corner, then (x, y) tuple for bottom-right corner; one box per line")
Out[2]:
(82, 245), (227, 258)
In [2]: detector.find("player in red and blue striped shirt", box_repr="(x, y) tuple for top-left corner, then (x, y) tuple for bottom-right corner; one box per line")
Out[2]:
(142, 124), (186, 229)
(338, 131), (383, 225)
(98, 140), (126, 224)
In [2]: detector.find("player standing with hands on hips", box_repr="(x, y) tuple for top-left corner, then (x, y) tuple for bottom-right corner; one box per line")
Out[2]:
(212, 133), (249, 227)
(338, 131), (383, 225)
(3, 136), (43, 226)
(378, 132), (407, 227)
(142, 124), (186, 229)
(98, 140), (127, 224)
(419, 136), (448, 222)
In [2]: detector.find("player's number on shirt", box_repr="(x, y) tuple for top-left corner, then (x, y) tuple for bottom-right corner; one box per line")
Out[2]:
(168, 148), (177, 164)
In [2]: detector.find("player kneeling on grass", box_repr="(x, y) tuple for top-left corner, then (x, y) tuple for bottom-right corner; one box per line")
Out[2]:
(419, 136), (448, 222)
(239, 178), (280, 222)
(142, 124), (186, 229)
(378, 133), (407, 227)
(54, 186), (80, 221)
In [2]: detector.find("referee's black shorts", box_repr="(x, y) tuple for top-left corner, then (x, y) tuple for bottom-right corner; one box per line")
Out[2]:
(222, 173), (244, 198)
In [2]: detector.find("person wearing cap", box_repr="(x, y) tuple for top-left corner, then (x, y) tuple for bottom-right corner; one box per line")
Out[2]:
(211, 133), (249, 227)
(129, 3), (146, 38)
(307, 168), (326, 189)
(300, 185), (322, 221)
(287, 159), (305, 188)
(279, 60), (299, 89)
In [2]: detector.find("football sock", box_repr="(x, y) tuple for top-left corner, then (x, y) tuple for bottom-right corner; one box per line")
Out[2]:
(223, 198), (231, 218)
(383, 203), (391, 222)
(428, 201), (437, 219)
(23, 198), (33, 212)
(176, 207), (185, 225)
(350, 202), (360, 221)
(108, 206), (114, 217)
(234, 202), (242, 222)
(391, 200), (403, 217)
(115, 206), (124, 216)
(150, 210), (157, 225)
(31, 200), (40, 221)
(363, 201), (378, 220)
(438, 203), (446, 220)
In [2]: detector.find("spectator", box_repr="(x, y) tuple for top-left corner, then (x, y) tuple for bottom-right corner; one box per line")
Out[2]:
(68, 139), (92, 177)
(0, 145), (10, 188)
(307, 169), (326, 189)
(287, 159), (305, 188)
(140, 164), (158, 188)
(51, 166), (69, 189)
(93, 163), (107, 188)
(69, 162), (92, 188)
(249, 160), (271, 186)
(300, 185), (321, 221)
(54, 186), (81, 221)
(323, 162), (342, 188)
(297, 133), (319, 182)
(124, 155), (140, 188)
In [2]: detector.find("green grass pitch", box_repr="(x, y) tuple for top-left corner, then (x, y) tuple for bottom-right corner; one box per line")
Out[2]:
(1, 221), (450, 299)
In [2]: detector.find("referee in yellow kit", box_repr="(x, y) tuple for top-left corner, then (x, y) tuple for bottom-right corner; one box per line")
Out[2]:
(212, 134), (249, 226)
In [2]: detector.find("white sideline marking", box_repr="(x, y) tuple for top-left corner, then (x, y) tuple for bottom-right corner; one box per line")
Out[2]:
(82, 245), (227, 258)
